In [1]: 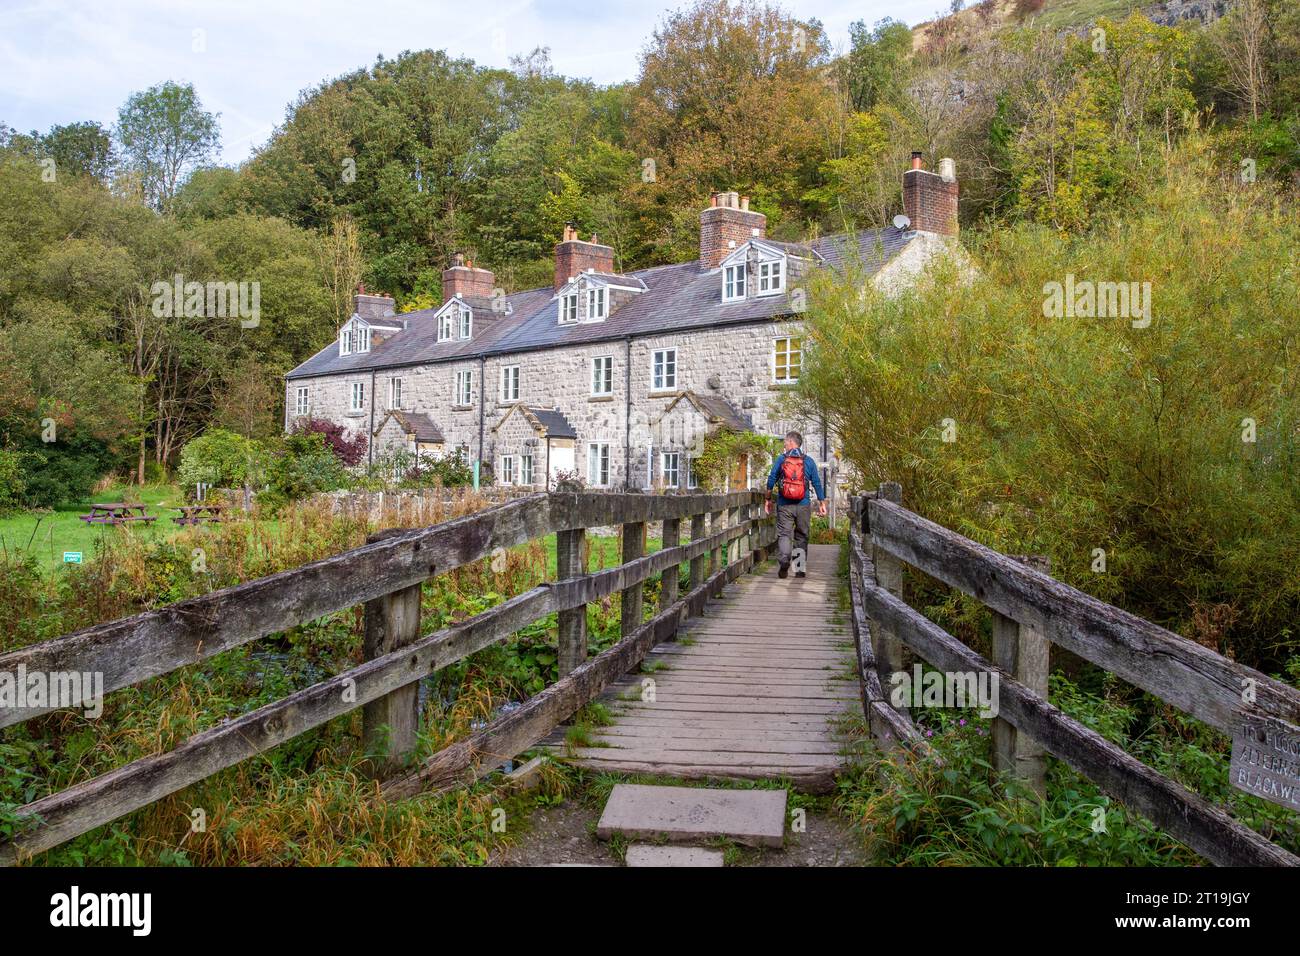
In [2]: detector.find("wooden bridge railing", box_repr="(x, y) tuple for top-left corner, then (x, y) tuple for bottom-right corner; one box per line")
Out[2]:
(0, 490), (774, 865)
(848, 484), (1300, 867)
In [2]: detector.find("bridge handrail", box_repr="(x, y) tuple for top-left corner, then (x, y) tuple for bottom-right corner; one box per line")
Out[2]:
(0, 490), (774, 865)
(848, 485), (1299, 867)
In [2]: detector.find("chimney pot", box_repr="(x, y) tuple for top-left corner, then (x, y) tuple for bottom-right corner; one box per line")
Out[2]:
(740, 195), (750, 211)
(939, 157), (956, 182)
(911, 151), (924, 170)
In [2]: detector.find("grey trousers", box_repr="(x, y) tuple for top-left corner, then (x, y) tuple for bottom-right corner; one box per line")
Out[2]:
(775, 503), (811, 567)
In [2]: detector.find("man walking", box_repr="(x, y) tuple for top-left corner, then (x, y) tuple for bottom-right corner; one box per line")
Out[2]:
(765, 431), (827, 579)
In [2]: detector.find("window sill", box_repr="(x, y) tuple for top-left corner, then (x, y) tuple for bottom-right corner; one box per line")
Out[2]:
(768, 382), (799, 390)
(588, 394), (615, 402)
(648, 389), (680, 398)
(452, 404), (474, 411)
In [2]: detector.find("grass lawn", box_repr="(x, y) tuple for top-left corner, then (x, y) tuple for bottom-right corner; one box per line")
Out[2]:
(0, 484), (186, 568)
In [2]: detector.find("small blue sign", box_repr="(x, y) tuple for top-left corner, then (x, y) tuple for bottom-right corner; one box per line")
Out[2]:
(63, 551), (83, 564)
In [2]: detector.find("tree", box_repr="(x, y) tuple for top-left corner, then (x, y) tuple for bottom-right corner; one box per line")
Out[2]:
(1210, 0), (1272, 121)
(846, 19), (915, 112)
(116, 81), (221, 212)
(41, 122), (115, 183)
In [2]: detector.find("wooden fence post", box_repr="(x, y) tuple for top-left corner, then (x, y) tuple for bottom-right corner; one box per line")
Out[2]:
(992, 554), (1051, 797)
(556, 527), (588, 676)
(621, 520), (646, 637)
(709, 505), (724, 582)
(660, 516), (681, 610)
(725, 502), (741, 566)
(871, 482), (905, 678)
(362, 565), (423, 776)
(689, 509), (708, 591)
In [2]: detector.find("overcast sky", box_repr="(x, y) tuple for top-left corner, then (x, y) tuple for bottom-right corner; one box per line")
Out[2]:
(1, 0), (940, 166)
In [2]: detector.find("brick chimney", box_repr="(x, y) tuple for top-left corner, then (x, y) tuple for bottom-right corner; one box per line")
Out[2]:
(902, 153), (959, 237)
(699, 191), (767, 270)
(554, 224), (615, 289)
(442, 253), (496, 302)
(355, 286), (396, 320)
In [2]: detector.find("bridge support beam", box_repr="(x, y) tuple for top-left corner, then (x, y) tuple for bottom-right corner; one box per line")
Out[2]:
(362, 578), (423, 776)
(870, 482), (906, 679)
(992, 555), (1051, 797)
(621, 521), (646, 638)
(659, 517), (681, 612)
(689, 512), (707, 591)
(557, 527), (588, 676)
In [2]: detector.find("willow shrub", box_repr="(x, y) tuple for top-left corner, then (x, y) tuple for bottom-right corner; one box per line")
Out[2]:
(802, 146), (1300, 670)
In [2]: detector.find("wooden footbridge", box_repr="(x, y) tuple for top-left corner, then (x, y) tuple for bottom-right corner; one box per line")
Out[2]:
(2, 486), (1297, 866)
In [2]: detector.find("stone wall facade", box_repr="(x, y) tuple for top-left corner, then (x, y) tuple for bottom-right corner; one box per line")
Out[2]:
(285, 315), (830, 491)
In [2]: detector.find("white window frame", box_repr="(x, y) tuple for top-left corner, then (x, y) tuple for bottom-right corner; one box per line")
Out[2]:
(661, 451), (681, 489)
(520, 453), (534, 486)
(587, 442), (611, 487)
(591, 355), (613, 396)
(499, 454), (516, 485)
(723, 264), (746, 301)
(758, 259), (785, 295)
(388, 377), (404, 410)
(500, 365), (520, 403)
(686, 456), (698, 489)
(439, 310), (454, 342)
(339, 330), (352, 356)
(350, 381), (366, 413)
(773, 336), (802, 384)
(586, 286), (606, 321)
(652, 348), (677, 392)
(561, 293), (579, 324)
(459, 306), (472, 339)
(455, 369), (473, 406)
(295, 386), (310, 417)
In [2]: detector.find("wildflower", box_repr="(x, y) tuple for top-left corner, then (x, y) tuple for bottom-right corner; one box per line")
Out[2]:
(958, 718), (966, 727)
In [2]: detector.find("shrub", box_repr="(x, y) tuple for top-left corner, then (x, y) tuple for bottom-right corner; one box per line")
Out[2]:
(294, 418), (367, 467)
(177, 428), (265, 492)
(261, 431), (349, 512)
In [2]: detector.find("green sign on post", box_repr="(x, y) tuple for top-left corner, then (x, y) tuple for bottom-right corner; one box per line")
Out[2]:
(63, 551), (83, 564)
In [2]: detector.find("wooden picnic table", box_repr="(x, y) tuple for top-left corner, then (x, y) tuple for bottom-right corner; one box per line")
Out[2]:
(78, 503), (157, 526)
(174, 504), (226, 526)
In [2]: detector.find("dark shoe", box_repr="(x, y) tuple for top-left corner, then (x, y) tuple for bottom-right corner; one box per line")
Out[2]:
(796, 571), (806, 578)
(778, 562), (789, 579)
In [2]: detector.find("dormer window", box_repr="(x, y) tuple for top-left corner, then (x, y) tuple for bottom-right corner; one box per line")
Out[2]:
(339, 318), (370, 356)
(438, 311), (454, 342)
(586, 287), (606, 321)
(723, 264), (746, 301)
(757, 260), (784, 295)
(459, 306), (472, 339)
(561, 293), (579, 324)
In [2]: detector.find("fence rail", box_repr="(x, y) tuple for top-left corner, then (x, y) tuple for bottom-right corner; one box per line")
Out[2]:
(848, 485), (1300, 867)
(0, 490), (773, 865)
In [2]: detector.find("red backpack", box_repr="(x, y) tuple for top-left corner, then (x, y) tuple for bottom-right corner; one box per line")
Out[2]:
(779, 453), (807, 501)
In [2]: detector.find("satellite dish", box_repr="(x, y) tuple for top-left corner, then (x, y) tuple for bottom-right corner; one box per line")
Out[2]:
(893, 214), (911, 230)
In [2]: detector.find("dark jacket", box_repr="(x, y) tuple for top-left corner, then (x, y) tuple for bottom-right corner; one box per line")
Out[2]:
(767, 449), (825, 506)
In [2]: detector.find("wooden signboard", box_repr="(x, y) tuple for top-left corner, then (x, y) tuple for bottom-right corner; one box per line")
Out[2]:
(1230, 714), (1300, 812)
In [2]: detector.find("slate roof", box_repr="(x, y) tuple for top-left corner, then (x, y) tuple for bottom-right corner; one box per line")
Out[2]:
(529, 407), (577, 439)
(286, 226), (918, 381)
(381, 410), (444, 443)
(656, 391), (753, 432)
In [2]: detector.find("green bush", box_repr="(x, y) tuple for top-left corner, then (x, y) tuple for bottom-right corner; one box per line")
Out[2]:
(0, 448), (34, 515)
(260, 431), (348, 513)
(177, 429), (265, 492)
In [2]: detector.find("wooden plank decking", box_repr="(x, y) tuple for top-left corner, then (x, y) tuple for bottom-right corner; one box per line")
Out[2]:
(545, 543), (859, 791)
